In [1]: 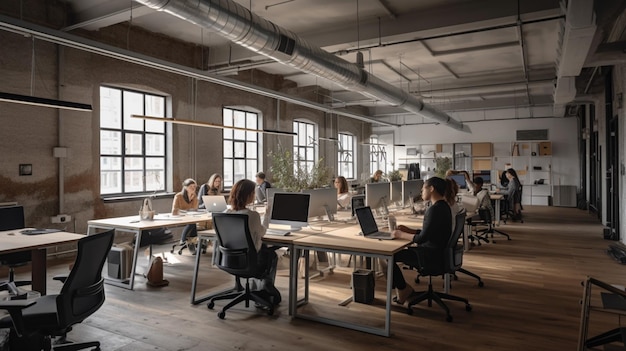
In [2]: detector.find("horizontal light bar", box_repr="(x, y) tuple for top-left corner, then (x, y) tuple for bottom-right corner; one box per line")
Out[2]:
(0, 92), (92, 112)
(132, 115), (297, 136)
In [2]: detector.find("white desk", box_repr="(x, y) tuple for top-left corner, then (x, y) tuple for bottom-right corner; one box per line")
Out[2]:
(0, 229), (84, 295)
(490, 193), (504, 226)
(87, 213), (213, 290)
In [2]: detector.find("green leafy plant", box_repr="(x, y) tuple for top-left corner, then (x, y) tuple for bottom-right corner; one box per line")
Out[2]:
(386, 169), (403, 182)
(269, 147), (332, 191)
(435, 156), (451, 178)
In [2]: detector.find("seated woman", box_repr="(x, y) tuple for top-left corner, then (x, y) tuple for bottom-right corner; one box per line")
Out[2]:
(497, 169), (522, 220)
(226, 179), (281, 304)
(390, 177), (453, 304)
(334, 176), (352, 209)
(173, 178), (200, 253)
(369, 169), (385, 183)
(198, 173), (223, 209)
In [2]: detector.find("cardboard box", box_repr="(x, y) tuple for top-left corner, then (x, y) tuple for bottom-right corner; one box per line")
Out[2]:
(471, 143), (492, 157)
(539, 142), (552, 155)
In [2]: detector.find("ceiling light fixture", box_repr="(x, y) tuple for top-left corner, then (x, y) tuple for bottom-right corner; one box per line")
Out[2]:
(132, 114), (297, 136)
(0, 92), (92, 112)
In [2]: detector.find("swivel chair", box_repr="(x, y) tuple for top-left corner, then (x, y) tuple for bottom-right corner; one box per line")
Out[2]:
(406, 211), (472, 322)
(206, 213), (279, 319)
(474, 207), (511, 242)
(0, 205), (32, 294)
(171, 225), (205, 255)
(0, 229), (114, 351)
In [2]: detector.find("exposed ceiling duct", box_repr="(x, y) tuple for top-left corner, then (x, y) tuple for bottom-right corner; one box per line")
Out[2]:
(553, 0), (596, 116)
(135, 0), (470, 133)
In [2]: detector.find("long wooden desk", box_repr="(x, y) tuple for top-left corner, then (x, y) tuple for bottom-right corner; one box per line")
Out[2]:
(87, 213), (213, 290)
(291, 225), (411, 337)
(0, 229), (84, 295)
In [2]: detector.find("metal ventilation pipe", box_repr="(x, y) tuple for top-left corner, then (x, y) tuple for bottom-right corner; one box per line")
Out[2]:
(136, 0), (470, 133)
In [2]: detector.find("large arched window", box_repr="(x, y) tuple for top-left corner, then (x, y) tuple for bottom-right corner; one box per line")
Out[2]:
(293, 120), (317, 172)
(99, 86), (168, 196)
(338, 133), (355, 179)
(223, 107), (261, 187)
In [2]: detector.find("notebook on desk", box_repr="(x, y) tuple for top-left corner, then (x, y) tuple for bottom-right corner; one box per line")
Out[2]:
(355, 207), (393, 240)
(202, 195), (228, 213)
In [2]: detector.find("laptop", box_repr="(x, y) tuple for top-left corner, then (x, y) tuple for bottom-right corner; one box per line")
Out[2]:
(355, 206), (394, 240)
(202, 195), (228, 213)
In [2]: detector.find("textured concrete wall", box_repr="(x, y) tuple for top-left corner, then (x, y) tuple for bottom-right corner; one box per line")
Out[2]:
(0, 3), (371, 234)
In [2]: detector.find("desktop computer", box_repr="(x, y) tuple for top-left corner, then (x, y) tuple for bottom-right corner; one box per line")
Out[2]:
(107, 244), (133, 281)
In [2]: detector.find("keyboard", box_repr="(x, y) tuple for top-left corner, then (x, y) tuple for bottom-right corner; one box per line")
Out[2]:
(266, 228), (291, 236)
(21, 229), (62, 235)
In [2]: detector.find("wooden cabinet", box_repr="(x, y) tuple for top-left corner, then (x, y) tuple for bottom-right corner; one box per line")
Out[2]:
(471, 143), (492, 157)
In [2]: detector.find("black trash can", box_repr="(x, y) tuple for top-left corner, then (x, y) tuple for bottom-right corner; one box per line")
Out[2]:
(352, 269), (375, 304)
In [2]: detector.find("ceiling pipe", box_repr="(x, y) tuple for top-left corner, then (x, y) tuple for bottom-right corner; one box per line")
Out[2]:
(135, 0), (470, 133)
(0, 14), (394, 127)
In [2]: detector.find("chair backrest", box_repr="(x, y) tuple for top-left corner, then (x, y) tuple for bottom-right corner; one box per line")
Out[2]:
(56, 230), (114, 327)
(418, 209), (466, 276)
(446, 210), (467, 272)
(212, 212), (264, 279)
(460, 195), (479, 213)
(0, 205), (25, 231)
(0, 205), (30, 265)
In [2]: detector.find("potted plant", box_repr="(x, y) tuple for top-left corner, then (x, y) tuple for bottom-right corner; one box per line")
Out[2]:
(269, 147), (332, 191)
(386, 169), (403, 182)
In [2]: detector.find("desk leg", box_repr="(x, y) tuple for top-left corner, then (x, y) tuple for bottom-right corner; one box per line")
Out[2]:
(31, 248), (47, 296)
(190, 237), (205, 304)
(495, 199), (501, 226)
(463, 222), (471, 252)
(385, 254), (393, 337)
(127, 229), (141, 290)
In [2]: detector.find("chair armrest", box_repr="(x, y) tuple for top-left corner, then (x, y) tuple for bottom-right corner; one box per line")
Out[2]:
(53, 274), (69, 283)
(0, 299), (36, 337)
(0, 299), (36, 310)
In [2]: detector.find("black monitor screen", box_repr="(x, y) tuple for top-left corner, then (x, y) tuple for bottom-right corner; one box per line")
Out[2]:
(0, 205), (25, 231)
(270, 193), (310, 224)
(448, 174), (467, 189)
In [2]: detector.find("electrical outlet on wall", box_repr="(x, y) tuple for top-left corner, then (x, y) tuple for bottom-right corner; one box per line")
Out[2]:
(51, 214), (71, 223)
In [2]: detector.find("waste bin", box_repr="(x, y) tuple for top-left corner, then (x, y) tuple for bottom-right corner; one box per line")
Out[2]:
(352, 269), (375, 304)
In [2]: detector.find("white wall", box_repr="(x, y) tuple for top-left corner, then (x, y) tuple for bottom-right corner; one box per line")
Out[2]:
(374, 117), (580, 187)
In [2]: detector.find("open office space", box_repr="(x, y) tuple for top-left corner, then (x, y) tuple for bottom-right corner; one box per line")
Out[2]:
(2, 0), (626, 350)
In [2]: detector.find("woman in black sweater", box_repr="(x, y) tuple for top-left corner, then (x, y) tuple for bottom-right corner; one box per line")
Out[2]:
(391, 177), (452, 304)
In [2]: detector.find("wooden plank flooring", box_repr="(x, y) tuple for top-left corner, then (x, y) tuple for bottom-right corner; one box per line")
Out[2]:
(3, 206), (626, 350)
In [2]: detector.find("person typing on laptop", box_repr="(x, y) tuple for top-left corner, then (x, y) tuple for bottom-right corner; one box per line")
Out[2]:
(390, 177), (453, 305)
(198, 173), (223, 209)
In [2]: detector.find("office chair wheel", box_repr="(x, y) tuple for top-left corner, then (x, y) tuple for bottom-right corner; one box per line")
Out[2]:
(453, 274), (459, 281)
(406, 308), (414, 315)
(178, 249), (184, 255)
(446, 315), (453, 322)
(207, 301), (215, 309)
(267, 308), (274, 316)
(465, 304), (472, 311)
(217, 311), (226, 319)
(478, 281), (484, 287)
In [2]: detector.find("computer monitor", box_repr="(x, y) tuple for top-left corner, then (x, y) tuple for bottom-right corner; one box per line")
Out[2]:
(0, 205), (25, 230)
(302, 188), (337, 222)
(390, 181), (403, 205)
(269, 192), (310, 230)
(473, 171), (491, 185)
(402, 179), (424, 207)
(365, 182), (390, 215)
(448, 174), (467, 189)
(351, 195), (365, 217)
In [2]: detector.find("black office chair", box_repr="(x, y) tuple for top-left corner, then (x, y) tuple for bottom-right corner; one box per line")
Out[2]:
(206, 213), (279, 319)
(406, 211), (472, 322)
(0, 205), (32, 294)
(501, 183), (524, 224)
(474, 207), (511, 242)
(0, 229), (114, 351)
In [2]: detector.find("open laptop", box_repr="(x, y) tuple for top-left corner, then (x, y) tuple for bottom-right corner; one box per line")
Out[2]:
(354, 206), (394, 240)
(202, 195), (228, 213)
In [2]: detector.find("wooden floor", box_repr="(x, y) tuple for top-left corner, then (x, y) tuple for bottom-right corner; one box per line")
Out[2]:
(4, 206), (626, 350)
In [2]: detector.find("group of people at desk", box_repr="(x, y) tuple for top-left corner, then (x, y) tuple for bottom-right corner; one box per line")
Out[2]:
(169, 164), (520, 308)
